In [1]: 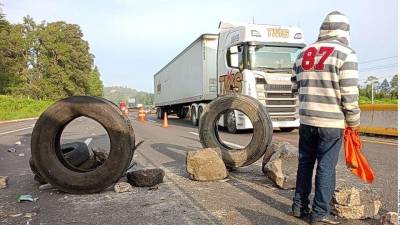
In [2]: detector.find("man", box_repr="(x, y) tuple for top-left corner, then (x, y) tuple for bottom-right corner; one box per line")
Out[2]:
(290, 11), (360, 225)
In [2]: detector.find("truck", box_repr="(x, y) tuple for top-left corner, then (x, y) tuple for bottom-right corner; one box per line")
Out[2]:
(154, 21), (306, 133)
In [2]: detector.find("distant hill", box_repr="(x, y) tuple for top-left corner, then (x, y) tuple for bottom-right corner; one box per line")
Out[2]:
(104, 86), (154, 106)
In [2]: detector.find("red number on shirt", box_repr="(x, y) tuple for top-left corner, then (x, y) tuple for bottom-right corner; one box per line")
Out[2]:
(301, 46), (335, 71)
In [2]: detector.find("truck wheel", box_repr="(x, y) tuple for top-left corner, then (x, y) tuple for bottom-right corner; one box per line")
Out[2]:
(199, 94), (273, 167)
(157, 108), (164, 120)
(177, 107), (187, 119)
(31, 96), (135, 194)
(191, 106), (198, 126)
(198, 107), (203, 125)
(224, 110), (237, 134)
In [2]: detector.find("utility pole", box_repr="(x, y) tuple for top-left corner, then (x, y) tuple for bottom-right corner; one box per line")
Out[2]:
(371, 82), (374, 104)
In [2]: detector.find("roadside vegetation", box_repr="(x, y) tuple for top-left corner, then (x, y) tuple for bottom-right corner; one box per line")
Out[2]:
(0, 95), (53, 121)
(359, 75), (398, 104)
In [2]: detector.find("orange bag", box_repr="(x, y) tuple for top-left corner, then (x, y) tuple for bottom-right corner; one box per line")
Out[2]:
(343, 127), (375, 183)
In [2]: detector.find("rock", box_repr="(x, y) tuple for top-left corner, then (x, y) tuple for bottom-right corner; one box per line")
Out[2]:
(263, 142), (298, 189)
(15, 141), (21, 145)
(0, 176), (8, 189)
(114, 182), (133, 193)
(18, 153), (25, 157)
(7, 148), (16, 153)
(332, 200), (381, 219)
(127, 168), (165, 187)
(186, 148), (228, 181)
(262, 141), (287, 168)
(380, 212), (398, 225)
(333, 186), (380, 206)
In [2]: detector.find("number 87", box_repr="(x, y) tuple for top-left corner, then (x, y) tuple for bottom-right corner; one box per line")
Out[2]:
(301, 46), (335, 71)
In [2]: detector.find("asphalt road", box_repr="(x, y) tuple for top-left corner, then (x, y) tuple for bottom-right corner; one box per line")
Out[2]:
(0, 114), (397, 225)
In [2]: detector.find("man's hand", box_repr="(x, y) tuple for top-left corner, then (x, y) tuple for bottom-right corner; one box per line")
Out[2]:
(348, 126), (360, 131)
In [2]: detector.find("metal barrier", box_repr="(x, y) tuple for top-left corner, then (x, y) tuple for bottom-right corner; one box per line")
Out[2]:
(359, 104), (398, 136)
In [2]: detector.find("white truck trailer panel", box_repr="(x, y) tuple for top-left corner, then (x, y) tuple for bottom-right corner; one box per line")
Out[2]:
(154, 34), (218, 106)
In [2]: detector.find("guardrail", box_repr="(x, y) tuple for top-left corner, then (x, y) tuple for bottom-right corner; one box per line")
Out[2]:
(360, 104), (398, 136)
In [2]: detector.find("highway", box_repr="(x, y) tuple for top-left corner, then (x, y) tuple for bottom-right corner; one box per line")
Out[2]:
(0, 114), (397, 225)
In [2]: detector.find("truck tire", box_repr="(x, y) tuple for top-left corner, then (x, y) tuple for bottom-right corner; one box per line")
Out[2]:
(199, 94), (273, 167)
(224, 110), (237, 134)
(191, 106), (198, 126)
(31, 96), (135, 194)
(177, 107), (187, 119)
(157, 107), (165, 120)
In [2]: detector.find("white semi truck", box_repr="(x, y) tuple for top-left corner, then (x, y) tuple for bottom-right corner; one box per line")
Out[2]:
(154, 22), (306, 133)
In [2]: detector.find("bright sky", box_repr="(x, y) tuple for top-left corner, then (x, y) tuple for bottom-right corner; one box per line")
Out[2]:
(3, 0), (398, 92)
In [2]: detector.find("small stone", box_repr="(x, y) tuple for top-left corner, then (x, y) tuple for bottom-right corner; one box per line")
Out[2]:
(114, 182), (133, 193)
(332, 200), (381, 219)
(127, 168), (165, 187)
(333, 186), (380, 206)
(24, 212), (37, 218)
(0, 176), (8, 189)
(186, 148), (228, 182)
(263, 142), (298, 189)
(15, 141), (21, 145)
(39, 184), (52, 190)
(380, 212), (398, 225)
(10, 213), (23, 217)
(18, 153), (25, 157)
(7, 148), (16, 153)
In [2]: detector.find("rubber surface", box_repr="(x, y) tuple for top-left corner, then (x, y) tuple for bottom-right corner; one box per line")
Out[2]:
(31, 96), (135, 194)
(199, 94), (273, 167)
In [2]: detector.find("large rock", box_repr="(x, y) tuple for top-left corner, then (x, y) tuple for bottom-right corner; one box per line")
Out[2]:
(0, 176), (8, 189)
(380, 212), (398, 225)
(332, 186), (381, 219)
(263, 142), (298, 189)
(186, 148), (228, 181)
(332, 200), (381, 219)
(127, 168), (165, 187)
(333, 186), (379, 206)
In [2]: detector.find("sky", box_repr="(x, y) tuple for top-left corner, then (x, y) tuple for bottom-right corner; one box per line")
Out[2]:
(2, 0), (398, 92)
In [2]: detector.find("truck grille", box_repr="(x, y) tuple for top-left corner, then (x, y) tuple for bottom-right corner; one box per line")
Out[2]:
(256, 79), (297, 119)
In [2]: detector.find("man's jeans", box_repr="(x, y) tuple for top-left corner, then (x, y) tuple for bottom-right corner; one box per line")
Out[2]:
(292, 124), (343, 220)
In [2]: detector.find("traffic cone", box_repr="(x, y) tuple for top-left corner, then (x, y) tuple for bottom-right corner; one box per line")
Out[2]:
(162, 112), (168, 128)
(138, 107), (146, 122)
(125, 108), (129, 116)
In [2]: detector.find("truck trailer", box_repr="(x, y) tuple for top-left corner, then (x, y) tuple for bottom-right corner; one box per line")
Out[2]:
(154, 21), (306, 133)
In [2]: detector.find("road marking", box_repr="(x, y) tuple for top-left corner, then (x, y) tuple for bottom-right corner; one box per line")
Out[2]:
(0, 126), (34, 136)
(148, 119), (157, 123)
(84, 138), (93, 146)
(188, 131), (245, 148)
(361, 139), (397, 146)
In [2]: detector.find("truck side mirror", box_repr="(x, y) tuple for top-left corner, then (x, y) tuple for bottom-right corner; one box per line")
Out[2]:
(227, 46), (239, 68)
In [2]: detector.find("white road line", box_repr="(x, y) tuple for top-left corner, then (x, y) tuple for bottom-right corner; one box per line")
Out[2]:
(188, 131), (245, 148)
(148, 119), (157, 123)
(84, 138), (93, 146)
(0, 126), (34, 136)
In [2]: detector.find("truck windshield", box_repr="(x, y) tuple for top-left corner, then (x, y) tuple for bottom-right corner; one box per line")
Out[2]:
(248, 45), (302, 71)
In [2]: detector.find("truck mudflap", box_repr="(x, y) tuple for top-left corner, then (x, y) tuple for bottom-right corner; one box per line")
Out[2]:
(198, 94), (273, 167)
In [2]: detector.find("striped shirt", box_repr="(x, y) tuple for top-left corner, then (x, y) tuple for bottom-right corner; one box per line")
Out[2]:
(291, 11), (360, 128)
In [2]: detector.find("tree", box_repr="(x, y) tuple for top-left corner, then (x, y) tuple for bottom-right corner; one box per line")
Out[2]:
(87, 66), (104, 96)
(379, 78), (390, 97)
(390, 74), (398, 99)
(365, 76), (379, 103)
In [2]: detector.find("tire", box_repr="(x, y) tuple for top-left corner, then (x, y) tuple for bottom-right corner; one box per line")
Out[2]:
(199, 94), (273, 167)
(29, 142), (91, 183)
(224, 110), (237, 134)
(280, 127), (296, 132)
(177, 107), (187, 119)
(31, 96), (135, 194)
(157, 107), (164, 120)
(191, 106), (198, 126)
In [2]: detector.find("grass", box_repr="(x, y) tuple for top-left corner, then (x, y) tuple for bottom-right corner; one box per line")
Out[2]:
(359, 96), (398, 105)
(0, 95), (54, 121)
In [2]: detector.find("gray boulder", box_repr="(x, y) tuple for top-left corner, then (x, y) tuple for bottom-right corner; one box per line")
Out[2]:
(127, 168), (165, 187)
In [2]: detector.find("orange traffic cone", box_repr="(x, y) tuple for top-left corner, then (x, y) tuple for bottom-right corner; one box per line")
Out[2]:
(138, 107), (146, 122)
(162, 112), (168, 128)
(125, 108), (129, 116)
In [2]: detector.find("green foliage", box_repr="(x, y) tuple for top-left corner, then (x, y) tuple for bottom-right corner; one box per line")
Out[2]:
(0, 9), (103, 100)
(359, 74), (398, 104)
(0, 95), (53, 121)
(104, 86), (154, 106)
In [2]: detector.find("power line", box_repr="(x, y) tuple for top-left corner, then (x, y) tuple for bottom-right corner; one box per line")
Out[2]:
(359, 56), (397, 64)
(359, 63), (397, 72)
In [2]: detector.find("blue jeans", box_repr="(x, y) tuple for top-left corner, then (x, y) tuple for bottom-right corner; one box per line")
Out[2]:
(292, 124), (343, 220)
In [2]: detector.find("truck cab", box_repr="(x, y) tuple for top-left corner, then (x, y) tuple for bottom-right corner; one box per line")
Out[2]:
(217, 22), (306, 132)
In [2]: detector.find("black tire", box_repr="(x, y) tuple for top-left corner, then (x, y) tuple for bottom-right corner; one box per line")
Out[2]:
(280, 127), (296, 132)
(177, 107), (187, 119)
(31, 96), (135, 194)
(191, 106), (198, 126)
(199, 94), (273, 168)
(157, 107), (164, 120)
(224, 110), (237, 134)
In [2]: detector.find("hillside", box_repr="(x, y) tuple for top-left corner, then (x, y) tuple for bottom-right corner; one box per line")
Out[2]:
(104, 86), (154, 106)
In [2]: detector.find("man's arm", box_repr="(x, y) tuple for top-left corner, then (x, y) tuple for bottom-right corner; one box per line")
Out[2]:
(339, 51), (361, 128)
